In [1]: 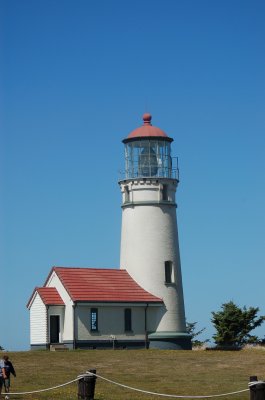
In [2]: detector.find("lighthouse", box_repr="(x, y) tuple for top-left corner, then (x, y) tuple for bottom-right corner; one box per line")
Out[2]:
(119, 113), (191, 350)
(27, 113), (191, 351)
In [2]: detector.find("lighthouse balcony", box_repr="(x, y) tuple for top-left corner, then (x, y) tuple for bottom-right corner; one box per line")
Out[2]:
(119, 158), (179, 181)
(119, 168), (179, 181)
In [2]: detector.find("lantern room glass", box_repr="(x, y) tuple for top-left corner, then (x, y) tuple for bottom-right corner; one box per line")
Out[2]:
(124, 140), (174, 179)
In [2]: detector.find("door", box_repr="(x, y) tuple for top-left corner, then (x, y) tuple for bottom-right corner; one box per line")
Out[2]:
(50, 315), (60, 343)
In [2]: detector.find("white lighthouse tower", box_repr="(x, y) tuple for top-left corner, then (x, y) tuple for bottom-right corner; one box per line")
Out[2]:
(119, 113), (191, 349)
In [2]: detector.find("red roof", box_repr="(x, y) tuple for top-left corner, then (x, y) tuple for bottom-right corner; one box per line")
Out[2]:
(27, 287), (64, 308)
(47, 267), (162, 303)
(37, 287), (64, 305)
(124, 113), (173, 142)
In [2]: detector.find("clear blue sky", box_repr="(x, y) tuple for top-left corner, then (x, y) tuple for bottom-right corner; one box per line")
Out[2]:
(1, 0), (265, 350)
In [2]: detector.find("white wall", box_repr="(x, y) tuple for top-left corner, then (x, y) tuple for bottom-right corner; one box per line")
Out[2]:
(30, 293), (47, 345)
(120, 179), (187, 333)
(76, 304), (155, 340)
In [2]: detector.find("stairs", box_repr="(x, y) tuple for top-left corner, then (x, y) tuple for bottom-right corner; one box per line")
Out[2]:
(50, 344), (69, 351)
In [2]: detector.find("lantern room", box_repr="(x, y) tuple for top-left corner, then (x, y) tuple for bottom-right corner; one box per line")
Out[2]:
(122, 113), (179, 180)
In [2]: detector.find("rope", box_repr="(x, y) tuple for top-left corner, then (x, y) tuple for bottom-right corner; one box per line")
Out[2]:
(5, 371), (259, 398)
(87, 371), (249, 399)
(248, 381), (265, 387)
(5, 375), (83, 395)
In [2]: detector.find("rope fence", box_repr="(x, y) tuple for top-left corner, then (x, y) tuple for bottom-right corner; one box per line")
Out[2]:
(2, 376), (81, 395)
(86, 371), (249, 399)
(4, 370), (265, 399)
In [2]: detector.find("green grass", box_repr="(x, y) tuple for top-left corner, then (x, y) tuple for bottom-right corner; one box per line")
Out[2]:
(4, 348), (265, 400)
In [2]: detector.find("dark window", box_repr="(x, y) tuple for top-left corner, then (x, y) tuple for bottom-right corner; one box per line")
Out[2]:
(91, 308), (98, 331)
(162, 185), (168, 201)
(124, 308), (132, 331)
(124, 186), (129, 203)
(165, 261), (173, 283)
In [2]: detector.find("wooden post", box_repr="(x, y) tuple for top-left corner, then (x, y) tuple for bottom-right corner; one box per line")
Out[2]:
(250, 376), (258, 400)
(78, 369), (97, 400)
(249, 376), (265, 400)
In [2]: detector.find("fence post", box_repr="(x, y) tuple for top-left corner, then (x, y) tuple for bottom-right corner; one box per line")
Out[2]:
(78, 369), (97, 400)
(250, 377), (258, 400)
(249, 376), (265, 400)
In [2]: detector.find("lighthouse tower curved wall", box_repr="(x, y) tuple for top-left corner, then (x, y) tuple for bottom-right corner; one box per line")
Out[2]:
(119, 178), (187, 333)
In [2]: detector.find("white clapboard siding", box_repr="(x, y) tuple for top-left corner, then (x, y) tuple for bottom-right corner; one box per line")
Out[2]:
(30, 293), (47, 345)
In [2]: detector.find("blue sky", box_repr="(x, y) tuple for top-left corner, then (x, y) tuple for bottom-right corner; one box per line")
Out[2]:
(1, 0), (265, 350)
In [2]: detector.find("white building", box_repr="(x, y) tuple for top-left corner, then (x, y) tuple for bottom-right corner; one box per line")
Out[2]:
(27, 114), (191, 350)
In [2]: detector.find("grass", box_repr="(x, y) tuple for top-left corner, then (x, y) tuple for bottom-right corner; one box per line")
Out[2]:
(3, 348), (265, 400)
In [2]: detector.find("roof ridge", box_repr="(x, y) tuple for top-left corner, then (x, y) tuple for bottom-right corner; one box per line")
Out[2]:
(53, 266), (120, 271)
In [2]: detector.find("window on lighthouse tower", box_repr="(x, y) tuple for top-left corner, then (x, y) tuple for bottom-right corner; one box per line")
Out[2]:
(138, 145), (158, 177)
(162, 184), (168, 201)
(124, 139), (174, 179)
(124, 185), (129, 203)
(165, 261), (174, 284)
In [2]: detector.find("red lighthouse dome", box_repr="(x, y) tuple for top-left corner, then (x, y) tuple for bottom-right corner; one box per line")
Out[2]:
(123, 113), (173, 143)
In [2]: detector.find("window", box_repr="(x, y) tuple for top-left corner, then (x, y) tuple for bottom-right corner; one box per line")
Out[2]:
(165, 261), (174, 284)
(162, 185), (168, 201)
(90, 308), (98, 331)
(125, 140), (173, 179)
(124, 186), (129, 203)
(124, 308), (132, 331)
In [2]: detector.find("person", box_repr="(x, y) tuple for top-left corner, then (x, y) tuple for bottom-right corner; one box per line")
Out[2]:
(2, 356), (16, 400)
(0, 358), (7, 400)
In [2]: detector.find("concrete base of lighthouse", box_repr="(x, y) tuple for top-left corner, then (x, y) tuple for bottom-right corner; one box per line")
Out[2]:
(148, 332), (192, 350)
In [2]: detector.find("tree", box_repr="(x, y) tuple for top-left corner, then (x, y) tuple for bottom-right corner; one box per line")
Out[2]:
(211, 301), (265, 347)
(186, 322), (209, 347)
